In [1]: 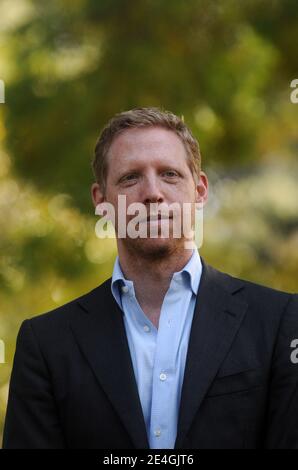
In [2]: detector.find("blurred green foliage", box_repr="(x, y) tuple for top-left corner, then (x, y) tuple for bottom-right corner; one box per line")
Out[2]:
(0, 0), (298, 445)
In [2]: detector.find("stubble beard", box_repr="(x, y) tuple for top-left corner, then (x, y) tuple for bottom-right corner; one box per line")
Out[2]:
(120, 230), (190, 262)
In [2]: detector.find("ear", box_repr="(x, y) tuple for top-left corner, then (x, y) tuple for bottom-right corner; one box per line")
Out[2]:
(91, 182), (105, 209)
(195, 171), (208, 207)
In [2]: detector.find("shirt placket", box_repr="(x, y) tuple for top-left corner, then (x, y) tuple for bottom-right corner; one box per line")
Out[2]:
(149, 283), (182, 449)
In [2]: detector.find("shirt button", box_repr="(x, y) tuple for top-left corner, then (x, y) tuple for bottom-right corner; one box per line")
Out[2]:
(159, 373), (167, 381)
(143, 325), (150, 332)
(154, 429), (161, 437)
(121, 285), (129, 293)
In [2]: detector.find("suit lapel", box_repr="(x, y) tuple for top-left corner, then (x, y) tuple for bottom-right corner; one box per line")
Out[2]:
(175, 258), (248, 448)
(70, 280), (149, 449)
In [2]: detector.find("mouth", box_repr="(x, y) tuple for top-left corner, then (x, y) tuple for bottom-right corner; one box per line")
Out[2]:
(141, 213), (174, 223)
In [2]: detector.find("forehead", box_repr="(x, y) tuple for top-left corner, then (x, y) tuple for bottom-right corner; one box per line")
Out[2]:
(107, 126), (188, 168)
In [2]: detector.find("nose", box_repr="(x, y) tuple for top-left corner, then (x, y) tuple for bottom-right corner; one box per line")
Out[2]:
(142, 174), (164, 205)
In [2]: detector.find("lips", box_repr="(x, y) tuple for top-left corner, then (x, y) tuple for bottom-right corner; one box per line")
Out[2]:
(145, 213), (173, 222)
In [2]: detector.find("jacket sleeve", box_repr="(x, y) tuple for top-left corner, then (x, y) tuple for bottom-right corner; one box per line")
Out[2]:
(265, 293), (298, 449)
(2, 319), (66, 449)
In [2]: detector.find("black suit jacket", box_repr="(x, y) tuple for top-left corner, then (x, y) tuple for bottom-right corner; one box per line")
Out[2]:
(3, 257), (298, 449)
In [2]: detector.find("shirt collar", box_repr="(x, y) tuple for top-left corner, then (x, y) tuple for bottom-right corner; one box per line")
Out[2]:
(111, 249), (202, 307)
(171, 248), (202, 295)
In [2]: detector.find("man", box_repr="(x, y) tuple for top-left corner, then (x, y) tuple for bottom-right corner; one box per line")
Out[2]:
(3, 107), (298, 449)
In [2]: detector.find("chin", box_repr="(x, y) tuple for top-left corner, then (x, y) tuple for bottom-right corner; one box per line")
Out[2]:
(127, 236), (181, 260)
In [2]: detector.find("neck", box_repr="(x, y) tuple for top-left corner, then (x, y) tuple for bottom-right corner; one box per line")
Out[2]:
(116, 242), (194, 327)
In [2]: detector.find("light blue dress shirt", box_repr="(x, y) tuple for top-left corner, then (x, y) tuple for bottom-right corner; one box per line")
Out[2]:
(111, 249), (202, 449)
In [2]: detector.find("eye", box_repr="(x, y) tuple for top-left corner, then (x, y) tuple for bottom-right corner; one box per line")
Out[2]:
(125, 174), (137, 180)
(163, 170), (178, 178)
(121, 173), (138, 183)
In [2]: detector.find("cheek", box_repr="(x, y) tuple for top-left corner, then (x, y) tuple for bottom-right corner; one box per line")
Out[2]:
(168, 184), (196, 204)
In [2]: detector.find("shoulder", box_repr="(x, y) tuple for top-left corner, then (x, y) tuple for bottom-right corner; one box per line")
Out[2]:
(204, 262), (298, 350)
(25, 276), (113, 332)
(203, 259), (296, 318)
(205, 258), (294, 295)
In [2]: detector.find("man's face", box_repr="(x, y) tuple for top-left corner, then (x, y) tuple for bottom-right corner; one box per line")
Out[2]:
(92, 126), (208, 259)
